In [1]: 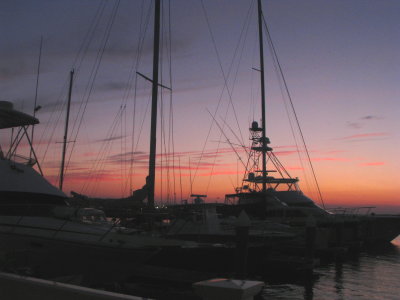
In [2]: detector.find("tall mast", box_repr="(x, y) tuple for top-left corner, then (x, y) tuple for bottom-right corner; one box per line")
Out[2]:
(257, 0), (267, 192)
(148, 0), (161, 208)
(59, 69), (74, 191)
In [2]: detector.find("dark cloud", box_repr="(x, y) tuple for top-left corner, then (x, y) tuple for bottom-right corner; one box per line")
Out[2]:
(95, 135), (126, 143)
(346, 115), (383, 129)
(97, 81), (128, 92)
(106, 151), (148, 165)
(361, 115), (382, 120)
(108, 151), (146, 160)
(346, 121), (362, 129)
(105, 148), (238, 169)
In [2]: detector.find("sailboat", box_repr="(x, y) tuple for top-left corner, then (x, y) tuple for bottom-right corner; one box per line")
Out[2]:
(220, 0), (400, 248)
(0, 99), (207, 280)
(0, 0), (206, 281)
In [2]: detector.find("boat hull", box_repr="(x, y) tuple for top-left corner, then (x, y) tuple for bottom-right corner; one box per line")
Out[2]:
(0, 230), (158, 283)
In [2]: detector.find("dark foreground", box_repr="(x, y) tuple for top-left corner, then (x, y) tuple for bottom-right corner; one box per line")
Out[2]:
(1, 237), (399, 300)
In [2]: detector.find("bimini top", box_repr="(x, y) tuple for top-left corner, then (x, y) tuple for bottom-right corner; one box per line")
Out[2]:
(0, 101), (39, 129)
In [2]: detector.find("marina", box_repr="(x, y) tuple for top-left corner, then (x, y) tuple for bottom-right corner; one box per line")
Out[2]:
(1, 0), (400, 299)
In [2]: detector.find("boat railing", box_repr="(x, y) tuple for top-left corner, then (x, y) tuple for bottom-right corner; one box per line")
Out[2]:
(328, 206), (376, 216)
(7, 153), (36, 166)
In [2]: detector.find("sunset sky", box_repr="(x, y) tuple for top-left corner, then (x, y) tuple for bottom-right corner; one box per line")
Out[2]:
(1, 0), (399, 212)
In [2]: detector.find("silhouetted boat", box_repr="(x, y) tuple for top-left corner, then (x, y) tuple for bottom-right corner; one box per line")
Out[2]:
(0, 101), (202, 280)
(157, 0), (399, 252)
(217, 0), (400, 248)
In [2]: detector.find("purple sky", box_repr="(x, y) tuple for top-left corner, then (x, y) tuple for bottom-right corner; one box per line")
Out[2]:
(1, 0), (399, 210)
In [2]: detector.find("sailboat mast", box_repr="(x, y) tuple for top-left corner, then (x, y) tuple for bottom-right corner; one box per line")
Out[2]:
(257, 0), (267, 192)
(59, 69), (74, 191)
(148, 0), (161, 208)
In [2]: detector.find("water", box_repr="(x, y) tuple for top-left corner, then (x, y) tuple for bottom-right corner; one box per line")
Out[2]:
(263, 237), (400, 300)
(2, 235), (399, 299)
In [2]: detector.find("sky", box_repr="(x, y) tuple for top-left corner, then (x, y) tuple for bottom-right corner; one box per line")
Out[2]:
(1, 0), (399, 212)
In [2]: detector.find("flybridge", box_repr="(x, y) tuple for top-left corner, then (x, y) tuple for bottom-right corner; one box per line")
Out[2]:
(0, 101), (39, 129)
(240, 120), (299, 193)
(0, 101), (43, 175)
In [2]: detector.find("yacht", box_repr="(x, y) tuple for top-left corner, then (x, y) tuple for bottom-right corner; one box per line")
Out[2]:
(0, 101), (197, 280)
(219, 0), (400, 248)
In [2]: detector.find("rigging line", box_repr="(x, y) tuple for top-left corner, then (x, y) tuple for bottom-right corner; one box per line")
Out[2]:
(128, 75), (138, 193)
(92, 111), (124, 190)
(200, 0), (246, 146)
(39, 96), (67, 169)
(228, 0), (255, 109)
(124, 104), (128, 195)
(270, 152), (291, 178)
(124, 88), (152, 194)
(66, 0), (121, 179)
(66, 3), (113, 174)
(228, 176), (236, 192)
(133, 91), (152, 161)
(86, 107), (124, 194)
(204, 109), (252, 195)
(237, 158), (239, 188)
(30, 36), (43, 161)
(122, 104), (127, 196)
(160, 90), (164, 204)
(206, 110), (247, 171)
(163, 3), (173, 204)
(69, 0), (108, 136)
(250, 20), (258, 124)
(261, 13), (313, 188)
(80, 86), (127, 189)
(262, 15), (325, 208)
(80, 105), (123, 193)
(159, 0), (174, 205)
(99, 5), (149, 196)
(38, 0), (106, 166)
(127, 0), (152, 192)
(267, 152), (285, 178)
(220, 116), (250, 157)
(204, 0), (254, 195)
(220, 0), (255, 136)
(72, 0), (120, 131)
(85, 107), (122, 192)
(71, 0), (107, 70)
(167, 0), (177, 204)
(191, 0), (253, 194)
(204, 116), (243, 195)
(159, 2), (164, 204)
(204, 131), (223, 195)
(36, 70), (70, 161)
(188, 157), (192, 195)
(262, 18), (312, 194)
(202, 9), (255, 196)
(178, 156), (183, 203)
(36, 86), (63, 158)
(48, 0), (106, 164)
(121, 104), (125, 196)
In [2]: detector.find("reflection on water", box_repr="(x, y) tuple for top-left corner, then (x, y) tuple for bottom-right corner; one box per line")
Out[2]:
(264, 237), (400, 300)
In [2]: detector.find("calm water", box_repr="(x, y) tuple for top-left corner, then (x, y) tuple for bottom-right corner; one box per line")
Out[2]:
(263, 237), (400, 300)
